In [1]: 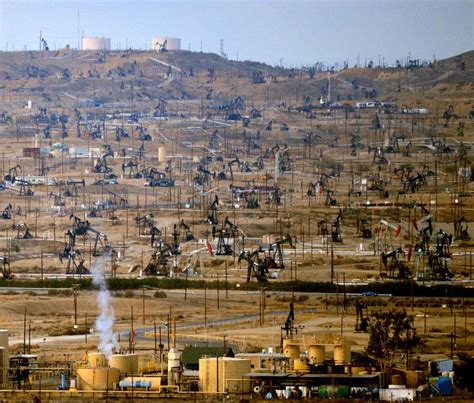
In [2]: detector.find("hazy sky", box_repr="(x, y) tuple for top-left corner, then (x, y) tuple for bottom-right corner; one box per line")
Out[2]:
(0, 0), (472, 67)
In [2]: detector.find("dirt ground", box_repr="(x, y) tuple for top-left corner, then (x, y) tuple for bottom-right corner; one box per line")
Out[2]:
(0, 49), (472, 372)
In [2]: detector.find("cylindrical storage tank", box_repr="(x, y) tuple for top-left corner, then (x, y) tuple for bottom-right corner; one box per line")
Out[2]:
(77, 368), (120, 390)
(293, 358), (309, 372)
(283, 343), (300, 360)
(262, 234), (275, 244)
(82, 37), (111, 51)
(0, 347), (7, 385)
(308, 345), (325, 364)
(129, 354), (139, 374)
(222, 358), (251, 393)
(391, 374), (404, 385)
(88, 352), (107, 368)
(108, 354), (133, 375)
(158, 147), (166, 162)
(406, 371), (423, 388)
(151, 37), (181, 51)
(168, 348), (181, 372)
(333, 344), (351, 365)
(119, 376), (161, 391)
(199, 357), (250, 394)
(0, 330), (8, 349)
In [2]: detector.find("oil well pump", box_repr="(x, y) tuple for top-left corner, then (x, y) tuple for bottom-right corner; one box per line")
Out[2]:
(144, 241), (175, 277)
(381, 247), (411, 279)
(332, 212), (343, 243)
(265, 235), (293, 270)
(59, 230), (89, 275)
(215, 217), (237, 256)
(12, 223), (33, 239)
(454, 216), (470, 241)
(357, 217), (372, 239)
(4, 164), (21, 182)
(179, 220), (194, 242)
(69, 214), (110, 256)
(2, 204), (12, 219)
(207, 195), (219, 225)
(135, 214), (161, 246)
(63, 179), (85, 197)
(1, 256), (14, 280)
(239, 247), (267, 282)
(355, 299), (368, 332)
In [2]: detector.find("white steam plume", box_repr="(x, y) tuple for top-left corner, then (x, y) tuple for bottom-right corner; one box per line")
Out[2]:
(91, 254), (119, 357)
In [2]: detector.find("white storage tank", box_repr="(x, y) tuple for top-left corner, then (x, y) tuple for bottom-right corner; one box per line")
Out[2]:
(82, 37), (111, 51)
(152, 37), (181, 51)
(158, 147), (166, 162)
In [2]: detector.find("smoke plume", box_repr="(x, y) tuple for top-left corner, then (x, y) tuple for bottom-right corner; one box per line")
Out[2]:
(91, 254), (119, 357)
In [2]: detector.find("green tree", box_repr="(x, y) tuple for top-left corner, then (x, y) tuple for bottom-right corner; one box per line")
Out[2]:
(367, 309), (420, 362)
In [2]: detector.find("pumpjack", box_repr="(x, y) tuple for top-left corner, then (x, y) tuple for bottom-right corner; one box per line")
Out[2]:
(122, 157), (141, 178)
(265, 235), (293, 270)
(355, 299), (368, 332)
(207, 195), (219, 225)
(2, 204), (12, 219)
(70, 214), (90, 236)
(246, 192), (259, 209)
(357, 218), (372, 238)
(215, 217), (237, 255)
(12, 223), (33, 239)
(317, 219), (329, 236)
(4, 165), (21, 182)
(332, 212), (343, 243)
(1, 257), (14, 280)
(325, 190), (338, 206)
(15, 179), (34, 196)
(239, 248), (267, 282)
(435, 230), (452, 258)
(94, 153), (113, 174)
(381, 248), (411, 279)
(135, 214), (155, 235)
(49, 192), (65, 207)
(144, 243), (172, 276)
(280, 303), (295, 348)
(170, 224), (181, 255)
(59, 230), (89, 274)
(64, 179), (85, 197)
(69, 214), (110, 256)
(179, 220), (194, 242)
(454, 216), (470, 241)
